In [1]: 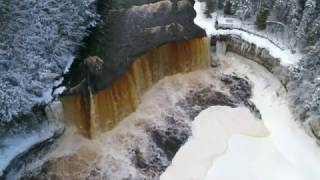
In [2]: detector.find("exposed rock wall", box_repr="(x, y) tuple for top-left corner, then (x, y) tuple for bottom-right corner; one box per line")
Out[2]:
(211, 35), (290, 86)
(62, 38), (209, 138)
(211, 35), (280, 71)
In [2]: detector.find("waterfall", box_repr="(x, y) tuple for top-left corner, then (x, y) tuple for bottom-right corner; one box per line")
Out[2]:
(45, 101), (64, 122)
(62, 38), (210, 138)
(216, 40), (226, 61)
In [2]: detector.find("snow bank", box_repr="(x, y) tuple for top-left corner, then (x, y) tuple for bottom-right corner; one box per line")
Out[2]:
(193, 1), (301, 66)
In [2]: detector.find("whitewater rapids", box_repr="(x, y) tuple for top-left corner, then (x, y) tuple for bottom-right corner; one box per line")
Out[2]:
(161, 52), (320, 180)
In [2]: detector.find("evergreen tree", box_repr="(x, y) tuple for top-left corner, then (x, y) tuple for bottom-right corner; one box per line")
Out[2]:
(272, 0), (290, 23)
(224, 1), (233, 15)
(306, 14), (320, 46)
(296, 0), (317, 47)
(255, 5), (270, 30)
(217, 0), (224, 9)
(205, 0), (216, 17)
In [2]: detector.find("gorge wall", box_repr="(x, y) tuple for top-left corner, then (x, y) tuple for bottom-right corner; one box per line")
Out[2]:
(211, 35), (290, 85)
(211, 36), (280, 71)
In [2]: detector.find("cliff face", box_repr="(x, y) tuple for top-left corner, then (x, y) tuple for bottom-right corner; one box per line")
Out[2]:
(63, 38), (209, 138)
(211, 36), (280, 71)
(64, 0), (206, 94)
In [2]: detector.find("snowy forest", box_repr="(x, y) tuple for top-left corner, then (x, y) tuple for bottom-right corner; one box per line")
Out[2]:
(0, 0), (96, 135)
(1, 0), (320, 179)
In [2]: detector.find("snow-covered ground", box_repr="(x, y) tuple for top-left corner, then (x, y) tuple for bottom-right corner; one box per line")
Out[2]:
(161, 52), (320, 180)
